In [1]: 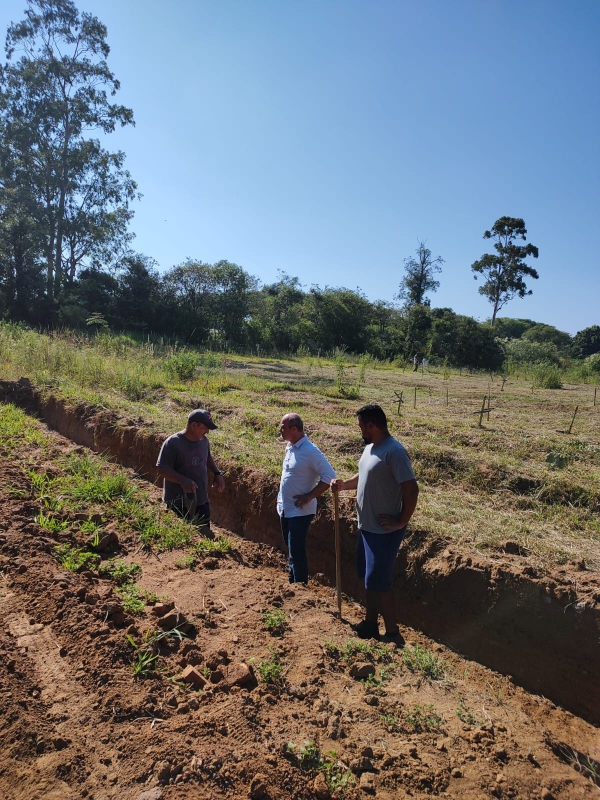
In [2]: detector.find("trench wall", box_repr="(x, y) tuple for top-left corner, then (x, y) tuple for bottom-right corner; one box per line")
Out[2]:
(2, 378), (599, 725)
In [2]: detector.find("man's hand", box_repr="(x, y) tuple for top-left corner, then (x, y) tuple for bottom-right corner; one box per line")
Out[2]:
(213, 473), (225, 493)
(330, 478), (343, 493)
(180, 477), (198, 495)
(293, 493), (311, 508)
(378, 514), (404, 532)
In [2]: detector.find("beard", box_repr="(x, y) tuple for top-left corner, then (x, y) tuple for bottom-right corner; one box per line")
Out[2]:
(362, 435), (372, 445)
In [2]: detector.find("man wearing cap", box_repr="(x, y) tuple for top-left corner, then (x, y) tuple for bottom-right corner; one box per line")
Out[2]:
(278, 413), (336, 584)
(157, 409), (225, 533)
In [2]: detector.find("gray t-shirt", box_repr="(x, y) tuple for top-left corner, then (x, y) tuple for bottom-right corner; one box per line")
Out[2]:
(156, 432), (210, 504)
(356, 436), (415, 534)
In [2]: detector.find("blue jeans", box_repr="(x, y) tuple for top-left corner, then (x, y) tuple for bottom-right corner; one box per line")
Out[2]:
(280, 513), (315, 584)
(357, 527), (407, 591)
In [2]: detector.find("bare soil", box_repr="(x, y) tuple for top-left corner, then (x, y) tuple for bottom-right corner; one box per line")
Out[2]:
(0, 410), (599, 799)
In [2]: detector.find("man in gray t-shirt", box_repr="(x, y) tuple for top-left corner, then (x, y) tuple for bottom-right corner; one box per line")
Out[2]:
(332, 404), (419, 644)
(156, 408), (225, 532)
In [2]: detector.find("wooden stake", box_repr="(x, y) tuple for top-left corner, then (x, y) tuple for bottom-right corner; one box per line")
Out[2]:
(478, 395), (487, 427)
(594, 387), (597, 407)
(414, 386), (417, 409)
(567, 405), (579, 435)
(334, 492), (342, 618)
(487, 393), (491, 422)
(446, 387), (449, 406)
(394, 390), (404, 415)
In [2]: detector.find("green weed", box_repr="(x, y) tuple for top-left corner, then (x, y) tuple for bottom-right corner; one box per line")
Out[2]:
(286, 741), (354, 795)
(53, 543), (99, 572)
(254, 647), (285, 684)
(195, 535), (232, 554)
(403, 643), (446, 680)
(324, 637), (392, 664)
(380, 712), (400, 731)
(35, 511), (69, 533)
(456, 701), (476, 726)
(262, 608), (288, 634)
(405, 703), (444, 732)
(115, 583), (155, 614)
(98, 559), (142, 585)
(127, 627), (187, 678)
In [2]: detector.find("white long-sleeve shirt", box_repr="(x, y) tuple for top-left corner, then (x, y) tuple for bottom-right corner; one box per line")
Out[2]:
(277, 435), (336, 518)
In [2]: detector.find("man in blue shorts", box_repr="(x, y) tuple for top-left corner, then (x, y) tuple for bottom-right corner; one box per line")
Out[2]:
(331, 404), (419, 643)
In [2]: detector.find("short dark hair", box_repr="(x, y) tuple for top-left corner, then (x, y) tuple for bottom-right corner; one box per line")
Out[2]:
(356, 403), (387, 429)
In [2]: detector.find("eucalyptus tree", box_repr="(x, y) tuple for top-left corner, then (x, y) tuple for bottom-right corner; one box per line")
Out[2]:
(0, 0), (135, 303)
(396, 241), (444, 307)
(471, 217), (539, 326)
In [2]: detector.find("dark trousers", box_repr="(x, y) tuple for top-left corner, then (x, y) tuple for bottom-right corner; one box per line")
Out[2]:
(280, 513), (314, 584)
(166, 496), (211, 535)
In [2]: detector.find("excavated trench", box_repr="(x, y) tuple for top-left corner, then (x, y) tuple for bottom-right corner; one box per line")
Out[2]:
(2, 378), (599, 726)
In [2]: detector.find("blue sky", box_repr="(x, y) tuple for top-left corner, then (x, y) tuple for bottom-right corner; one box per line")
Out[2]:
(1, 0), (599, 335)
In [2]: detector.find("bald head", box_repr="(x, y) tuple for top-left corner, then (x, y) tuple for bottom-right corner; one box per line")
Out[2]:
(279, 413), (304, 443)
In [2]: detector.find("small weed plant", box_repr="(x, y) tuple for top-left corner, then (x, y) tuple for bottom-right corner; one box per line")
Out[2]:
(403, 643), (446, 680)
(53, 543), (99, 573)
(254, 647), (285, 684)
(456, 701), (476, 726)
(195, 535), (232, 554)
(262, 608), (288, 635)
(127, 627), (186, 678)
(35, 511), (69, 533)
(380, 712), (400, 731)
(116, 583), (155, 614)
(98, 559), (142, 585)
(286, 741), (354, 795)
(324, 637), (393, 664)
(405, 703), (444, 733)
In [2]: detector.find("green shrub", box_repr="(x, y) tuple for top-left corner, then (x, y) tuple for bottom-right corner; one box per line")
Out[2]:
(164, 352), (198, 380)
(532, 362), (562, 389)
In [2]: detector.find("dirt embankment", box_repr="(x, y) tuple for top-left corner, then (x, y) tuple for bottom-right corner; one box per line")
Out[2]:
(1, 378), (599, 726)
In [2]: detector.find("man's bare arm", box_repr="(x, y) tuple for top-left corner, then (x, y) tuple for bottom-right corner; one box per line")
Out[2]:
(379, 479), (419, 531)
(207, 454), (225, 493)
(293, 480), (331, 508)
(330, 473), (359, 492)
(157, 466), (197, 495)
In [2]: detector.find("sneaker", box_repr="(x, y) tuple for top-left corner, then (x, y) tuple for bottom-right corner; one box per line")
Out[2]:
(380, 627), (405, 647)
(351, 619), (380, 640)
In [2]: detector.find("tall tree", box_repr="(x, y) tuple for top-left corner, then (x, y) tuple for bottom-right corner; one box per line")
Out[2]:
(0, 0), (135, 302)
(396, 241), (444, 307)
(471, 217), (539, 326)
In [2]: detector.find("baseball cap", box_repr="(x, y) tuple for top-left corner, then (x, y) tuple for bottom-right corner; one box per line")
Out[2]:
(187, 409), (218, 429)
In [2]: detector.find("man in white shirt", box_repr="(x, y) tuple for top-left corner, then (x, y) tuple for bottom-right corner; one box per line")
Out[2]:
(277, 413), (336, 584)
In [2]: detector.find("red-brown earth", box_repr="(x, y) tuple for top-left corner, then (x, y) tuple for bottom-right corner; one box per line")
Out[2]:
(0, 386), (599, 800)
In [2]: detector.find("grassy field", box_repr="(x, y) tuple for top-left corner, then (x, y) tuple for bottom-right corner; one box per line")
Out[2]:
(1, 323), (599, 571)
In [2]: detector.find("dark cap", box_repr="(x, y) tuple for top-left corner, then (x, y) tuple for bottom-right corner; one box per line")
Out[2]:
(187, 409), (218, 430)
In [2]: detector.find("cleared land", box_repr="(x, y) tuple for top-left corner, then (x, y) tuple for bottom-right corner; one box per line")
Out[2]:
(0, 404), (599, 800)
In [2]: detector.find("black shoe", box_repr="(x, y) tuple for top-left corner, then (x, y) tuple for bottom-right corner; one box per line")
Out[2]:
(380, 627), (405, 647)
(351, 619), (380, 640)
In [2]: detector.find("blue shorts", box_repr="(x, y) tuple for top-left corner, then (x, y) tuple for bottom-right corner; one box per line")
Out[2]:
(357, 527), (407, 592)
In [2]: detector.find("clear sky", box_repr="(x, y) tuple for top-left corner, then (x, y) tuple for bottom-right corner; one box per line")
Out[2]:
(1, 0), (599, 335)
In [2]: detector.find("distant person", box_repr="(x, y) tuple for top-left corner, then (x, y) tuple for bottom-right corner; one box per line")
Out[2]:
(156, 409), (225, 534)
(413, 353), (421, 372)
(331, 404), (419, 643)
(422, 357), (429, 368)
(277, 413), (336, 584)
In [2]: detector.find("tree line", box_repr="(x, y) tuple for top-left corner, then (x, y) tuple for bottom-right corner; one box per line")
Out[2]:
(1, 0), (598, 372)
